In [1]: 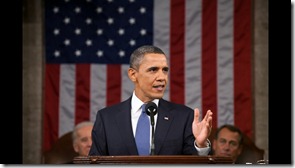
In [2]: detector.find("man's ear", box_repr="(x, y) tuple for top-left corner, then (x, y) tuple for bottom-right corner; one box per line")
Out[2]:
(128, 68), (137, 82)
(73, 143), (79, 153)
(237, 144), (243, 155)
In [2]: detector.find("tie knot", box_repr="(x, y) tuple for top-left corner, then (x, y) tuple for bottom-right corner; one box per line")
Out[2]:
(141, 104), (146, 113)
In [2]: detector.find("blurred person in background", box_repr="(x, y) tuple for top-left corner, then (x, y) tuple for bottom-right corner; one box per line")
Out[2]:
(212, 124), (243, 163)
(72, 121), (94, 156)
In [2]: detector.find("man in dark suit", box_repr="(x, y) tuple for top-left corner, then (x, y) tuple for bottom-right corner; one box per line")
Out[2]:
(89, 45), (213, 156)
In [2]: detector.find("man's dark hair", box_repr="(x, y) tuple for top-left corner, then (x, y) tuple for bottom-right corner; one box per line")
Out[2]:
(129, 45), (166, 70)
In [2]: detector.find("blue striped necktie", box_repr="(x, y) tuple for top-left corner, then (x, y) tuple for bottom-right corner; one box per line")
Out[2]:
(135, 104), (150, 155)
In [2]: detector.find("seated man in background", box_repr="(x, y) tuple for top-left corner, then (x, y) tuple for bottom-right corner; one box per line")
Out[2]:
(212, 124), (243, 164)
(72, 121), (94, 157)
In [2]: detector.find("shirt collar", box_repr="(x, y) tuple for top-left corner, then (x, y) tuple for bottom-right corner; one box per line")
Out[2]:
(131, 91), (159, 112)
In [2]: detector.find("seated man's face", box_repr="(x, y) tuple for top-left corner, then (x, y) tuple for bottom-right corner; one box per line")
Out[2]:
(73, 125), (93, 156)
(213, 128), (242, 162)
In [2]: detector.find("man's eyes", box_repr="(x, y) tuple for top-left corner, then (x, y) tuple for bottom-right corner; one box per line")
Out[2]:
(149, 67), (158, 72)
(219, 139), (238, 147)
(81, 137), (89, 142)
(148, 67), (169, 72)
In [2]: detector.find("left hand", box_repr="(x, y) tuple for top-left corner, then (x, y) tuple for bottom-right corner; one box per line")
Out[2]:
(192, 108), (213, 148)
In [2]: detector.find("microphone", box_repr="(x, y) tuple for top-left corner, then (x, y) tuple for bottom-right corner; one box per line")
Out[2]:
(145, 101), (158, 155)
(145, 101), (158, 126)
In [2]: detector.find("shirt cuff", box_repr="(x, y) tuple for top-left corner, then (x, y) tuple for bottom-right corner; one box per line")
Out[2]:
(194, 139), (211, 156)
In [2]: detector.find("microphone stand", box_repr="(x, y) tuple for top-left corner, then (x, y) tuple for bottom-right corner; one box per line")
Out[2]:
(145, 101), (157, 155)
(150, 112), (155, 155)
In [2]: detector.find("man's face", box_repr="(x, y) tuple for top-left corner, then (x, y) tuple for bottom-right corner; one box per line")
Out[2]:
(129, 53), (169, 102)
(213, 128), (242, 162)
(73, 125), (93, 156)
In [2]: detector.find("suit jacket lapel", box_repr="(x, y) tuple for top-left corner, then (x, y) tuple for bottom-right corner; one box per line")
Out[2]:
(114, 97), (138, 155)
(154, 99), (173, 154)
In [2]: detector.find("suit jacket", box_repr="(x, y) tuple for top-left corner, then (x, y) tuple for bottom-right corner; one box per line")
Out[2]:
(89, 97), (201, 155)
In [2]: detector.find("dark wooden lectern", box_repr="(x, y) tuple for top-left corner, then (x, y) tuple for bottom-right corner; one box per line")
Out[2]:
(73, 155), (233, 164)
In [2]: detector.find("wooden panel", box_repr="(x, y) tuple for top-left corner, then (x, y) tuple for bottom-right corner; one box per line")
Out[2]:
(73, 155), (233, 164)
